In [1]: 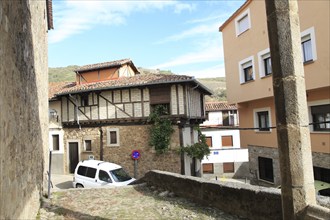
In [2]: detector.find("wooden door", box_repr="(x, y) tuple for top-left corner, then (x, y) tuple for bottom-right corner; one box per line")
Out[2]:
(69, 142), (79, 173)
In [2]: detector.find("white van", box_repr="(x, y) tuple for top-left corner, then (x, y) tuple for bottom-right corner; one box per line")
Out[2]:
(72, 160), (135, 188)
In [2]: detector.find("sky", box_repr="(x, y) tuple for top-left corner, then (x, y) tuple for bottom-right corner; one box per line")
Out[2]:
(48, 0), (245, 78)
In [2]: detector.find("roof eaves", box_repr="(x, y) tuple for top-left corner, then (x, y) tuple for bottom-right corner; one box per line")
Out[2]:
(219, 0), (252, 32)
(56, 78), (194, 96)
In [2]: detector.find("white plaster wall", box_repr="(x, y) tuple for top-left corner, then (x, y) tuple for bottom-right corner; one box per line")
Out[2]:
(202, 129), (241, 149)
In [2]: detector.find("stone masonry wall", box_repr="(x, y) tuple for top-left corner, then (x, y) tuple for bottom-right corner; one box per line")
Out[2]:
(63, 125), (181, 178)
(0, 1), (48, 219)
(139, 170), (283, 220)
(249, 145), (329, 186)
(248, 145), (281, 186)
(139, 170), (330, 220)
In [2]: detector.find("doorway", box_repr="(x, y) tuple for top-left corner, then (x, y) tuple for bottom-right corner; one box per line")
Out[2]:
(68, 142), (79, 173)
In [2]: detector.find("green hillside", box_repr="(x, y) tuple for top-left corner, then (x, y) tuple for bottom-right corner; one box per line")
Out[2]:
(48, 66), (227, 101)
(49, 65), (78, 82)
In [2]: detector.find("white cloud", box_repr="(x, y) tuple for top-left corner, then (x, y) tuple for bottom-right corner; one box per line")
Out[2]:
(49, 0), (195, 44)
(154, 23), (219, 44)
(151, 38), (223, 69)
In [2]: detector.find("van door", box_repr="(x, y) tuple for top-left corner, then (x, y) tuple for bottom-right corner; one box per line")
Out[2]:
(97, 170), (113, 186)
(79, 167), (98, 188)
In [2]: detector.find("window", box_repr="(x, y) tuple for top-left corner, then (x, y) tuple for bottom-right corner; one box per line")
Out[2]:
(258, 111), (270, 131)
(107, 128), (120, 146)
(86, 167), (97, 178)
(223, 162), (235, 173)
(206, 137), (212, 147)
(52, 134), (59, 151)
(301, 27), (317, 63)
(202, 163), (214, 174)
(77, 166), (87, 176)
(254, 108), (271, 132)
(81, 94), (89, 106)
(84, 140), (92, 151)
(235, 9), (250, 36)
(311, 104), (330, 131)
(258, 157), (274, 182)
(244, 64), (253, 82)
(258, 48), (272, 78)
(239, 56), (255, 84)
(99, 170), (112, 183)
(222, 136), (233, 147)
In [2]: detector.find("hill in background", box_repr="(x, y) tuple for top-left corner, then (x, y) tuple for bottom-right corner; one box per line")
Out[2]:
(49, 66), (226, 101)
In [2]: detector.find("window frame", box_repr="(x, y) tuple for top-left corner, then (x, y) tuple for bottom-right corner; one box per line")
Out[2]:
(106, 128), (120, 147)
(258, 48), (272, 78)
(49, 130), (64, 153)
(258, 157), (274, 183)
(223, 162), (235, 173)
(300, 27), (317, 64)
(308, 100), (330, 133)
(202, 163), (214, 174)
(239, 56), (255, 84)
(84, 139), (92, 152)
(235, 8), (251, 36)
(253, 107), (272, 132)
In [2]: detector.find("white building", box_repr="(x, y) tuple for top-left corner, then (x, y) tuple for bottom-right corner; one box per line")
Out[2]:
(201, 102), (249, 179)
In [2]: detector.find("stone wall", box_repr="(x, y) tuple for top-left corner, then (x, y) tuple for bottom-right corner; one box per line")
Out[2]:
(312, 152), (330, 169)
(138, 170), (330, 220)
(248, 145), (281, 186)
(202, 162), (249, 180)
(139, 170), (283, 220)
(249, 145), (330, 186)
(63, 125), (181, 178)
(0, 1), (48, 219)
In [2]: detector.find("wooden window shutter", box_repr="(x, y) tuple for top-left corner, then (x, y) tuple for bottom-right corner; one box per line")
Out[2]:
(149, 86), (170, 104)
(202, 163), (214, 174)
(206, 137), (212, 147)
(222, 135), (233, 147)
(223, 162), (235, 173)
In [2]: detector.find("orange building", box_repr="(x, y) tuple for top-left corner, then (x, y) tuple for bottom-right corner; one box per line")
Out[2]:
(220, 0), (329, 186)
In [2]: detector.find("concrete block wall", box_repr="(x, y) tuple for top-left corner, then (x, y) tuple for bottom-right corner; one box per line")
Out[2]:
(0, 0), (49, 219)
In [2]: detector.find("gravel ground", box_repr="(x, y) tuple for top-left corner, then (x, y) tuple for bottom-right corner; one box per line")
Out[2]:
(38, 183), (245, 220)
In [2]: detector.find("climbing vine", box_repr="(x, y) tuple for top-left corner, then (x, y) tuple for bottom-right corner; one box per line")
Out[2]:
(181, 127), (210, 160)
(148, 105), (174, 154)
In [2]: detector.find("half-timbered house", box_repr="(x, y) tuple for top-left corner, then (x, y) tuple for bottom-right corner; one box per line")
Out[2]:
(49, 59), (212, 178)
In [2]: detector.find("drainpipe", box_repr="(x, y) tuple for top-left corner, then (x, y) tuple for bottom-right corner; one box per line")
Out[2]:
(99, 127), (103, 161)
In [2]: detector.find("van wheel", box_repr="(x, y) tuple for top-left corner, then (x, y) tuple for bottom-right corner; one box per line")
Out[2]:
(76, 184), (84, 188)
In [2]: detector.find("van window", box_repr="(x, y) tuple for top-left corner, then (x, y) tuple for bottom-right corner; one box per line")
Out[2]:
(86, 167), (97, 178)
(77, 166), (88, 176)
(110, 168), (132, 182)
(99, 170), (112, 183)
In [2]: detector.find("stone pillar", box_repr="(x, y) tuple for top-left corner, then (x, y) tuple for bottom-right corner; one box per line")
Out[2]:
(264, 0), (316, 219)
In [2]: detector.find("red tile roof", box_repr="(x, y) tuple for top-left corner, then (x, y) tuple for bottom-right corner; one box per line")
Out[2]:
(205, 102), (237, 111)
(75, 58), (139, 73)
(49, 74), (212, 99)
(49, 82), (76, 100)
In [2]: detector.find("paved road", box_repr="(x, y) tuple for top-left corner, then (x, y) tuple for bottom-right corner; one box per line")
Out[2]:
(50, 174), (74, 192)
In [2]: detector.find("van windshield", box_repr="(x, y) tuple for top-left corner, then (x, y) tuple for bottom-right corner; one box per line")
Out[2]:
(110, 168), (132, 182)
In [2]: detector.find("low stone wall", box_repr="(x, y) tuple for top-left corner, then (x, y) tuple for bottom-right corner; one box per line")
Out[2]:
(139, 171), (330, 220)
(139, 170), (283, 220)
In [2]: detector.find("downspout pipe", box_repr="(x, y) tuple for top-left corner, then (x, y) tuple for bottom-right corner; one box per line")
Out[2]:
(99, 127), (103, 161)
